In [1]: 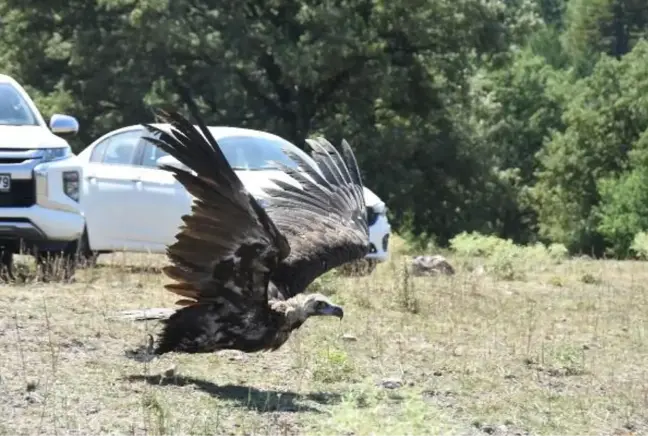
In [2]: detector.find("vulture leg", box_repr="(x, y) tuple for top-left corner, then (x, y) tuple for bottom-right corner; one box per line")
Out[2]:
(124, 334), (157, 363)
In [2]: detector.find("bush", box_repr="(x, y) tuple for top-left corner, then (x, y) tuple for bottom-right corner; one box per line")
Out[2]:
(630, 232), (648, 260)
(449, 231), (569, 280)
(448, 232), (513, 257)
(596, 168), (648, 258)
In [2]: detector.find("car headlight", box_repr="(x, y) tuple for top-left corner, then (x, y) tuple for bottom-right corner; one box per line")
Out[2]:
(370, 202), (387, 215)
(41, 147), (72, 162)
(366, 202), (388, 227)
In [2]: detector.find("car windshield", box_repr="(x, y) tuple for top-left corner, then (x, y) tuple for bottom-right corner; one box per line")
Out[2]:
(0, 83), (38, 126)
(211, 132), (320, 171)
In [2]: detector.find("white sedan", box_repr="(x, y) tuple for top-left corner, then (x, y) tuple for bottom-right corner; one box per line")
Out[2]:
(75, 124), (391, 273)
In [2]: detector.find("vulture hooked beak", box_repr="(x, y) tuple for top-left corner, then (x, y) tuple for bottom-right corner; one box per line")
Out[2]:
(319, 303), (344, 319)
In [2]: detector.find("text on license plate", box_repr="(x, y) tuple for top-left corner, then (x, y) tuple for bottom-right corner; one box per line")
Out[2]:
(0, 174), (11, 193)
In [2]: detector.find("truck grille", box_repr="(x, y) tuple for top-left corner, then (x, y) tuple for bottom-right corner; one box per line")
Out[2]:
(0, 179), (36, 207)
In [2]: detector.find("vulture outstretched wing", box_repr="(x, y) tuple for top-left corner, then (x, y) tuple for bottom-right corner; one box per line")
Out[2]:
(142, 93), (369, 304)
(141, 109), (291, 309)
(260, 137), (371, 298)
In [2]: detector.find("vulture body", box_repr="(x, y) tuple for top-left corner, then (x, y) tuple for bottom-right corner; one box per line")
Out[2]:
(125, 94), (369, 360)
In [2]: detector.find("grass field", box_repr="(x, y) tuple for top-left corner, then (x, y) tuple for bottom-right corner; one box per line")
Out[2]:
(1, 237), (647, 435)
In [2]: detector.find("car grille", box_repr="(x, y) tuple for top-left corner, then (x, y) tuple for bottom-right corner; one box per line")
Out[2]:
(0, 179), (36, 207)
(366, 207), (378, 226)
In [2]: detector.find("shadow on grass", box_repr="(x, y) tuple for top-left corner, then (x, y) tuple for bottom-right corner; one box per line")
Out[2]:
(127, 374), (340, 413)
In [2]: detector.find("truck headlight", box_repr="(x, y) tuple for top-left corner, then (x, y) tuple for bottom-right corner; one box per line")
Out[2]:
(42, 147), (72, 162)
(63, 171), (80, 201)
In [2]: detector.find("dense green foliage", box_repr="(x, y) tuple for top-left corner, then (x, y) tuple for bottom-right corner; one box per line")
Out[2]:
(1, 0), (647, 257)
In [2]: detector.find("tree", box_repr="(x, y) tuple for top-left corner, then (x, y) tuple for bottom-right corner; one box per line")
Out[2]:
(468, 47), (569, 242)
(562, 0), (648, 74)
(531, 40), (648, 254)
(0, 0), (521, 245)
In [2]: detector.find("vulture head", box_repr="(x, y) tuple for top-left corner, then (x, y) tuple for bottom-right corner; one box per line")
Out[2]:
(301, 293), (344, 319)
(274, 293), (344, 329)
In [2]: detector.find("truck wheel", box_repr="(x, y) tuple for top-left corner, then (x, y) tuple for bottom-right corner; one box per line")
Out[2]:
(0, 247), (14, 281)
(35, 239), (81, 283)
(36, 251), (76, 282)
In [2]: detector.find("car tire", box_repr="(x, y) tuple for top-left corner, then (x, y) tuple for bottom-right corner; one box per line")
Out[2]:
(336, 258), (377, 277)
(75, 227), (99, 268)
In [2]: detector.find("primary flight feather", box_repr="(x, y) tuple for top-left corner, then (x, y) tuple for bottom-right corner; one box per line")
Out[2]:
(125, 95), (370, 359)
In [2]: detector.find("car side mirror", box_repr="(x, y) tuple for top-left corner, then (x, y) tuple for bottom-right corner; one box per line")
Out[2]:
(156, 155), (190, 172)
(49, 114), (79, 136)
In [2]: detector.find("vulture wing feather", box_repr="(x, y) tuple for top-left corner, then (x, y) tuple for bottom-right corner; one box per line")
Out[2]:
(260, 137), (370, 298)
(140, 110), (291, 309)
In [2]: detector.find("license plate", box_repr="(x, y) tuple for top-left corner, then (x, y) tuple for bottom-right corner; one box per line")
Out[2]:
(0, 174), (11, 193)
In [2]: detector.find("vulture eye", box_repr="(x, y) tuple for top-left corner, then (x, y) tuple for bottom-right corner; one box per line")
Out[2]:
(315, 301), (326, 310)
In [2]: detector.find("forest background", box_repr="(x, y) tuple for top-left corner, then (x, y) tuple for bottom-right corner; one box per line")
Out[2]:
(2, 0), (647, 259)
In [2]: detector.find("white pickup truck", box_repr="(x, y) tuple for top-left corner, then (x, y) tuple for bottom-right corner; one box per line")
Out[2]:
(0, 74), (85, 279)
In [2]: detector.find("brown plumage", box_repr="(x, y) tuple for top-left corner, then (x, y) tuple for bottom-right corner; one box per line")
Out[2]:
(124, 90), (369, 361)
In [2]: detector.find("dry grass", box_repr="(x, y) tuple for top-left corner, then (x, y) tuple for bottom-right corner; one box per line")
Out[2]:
(1, 238), (647, 435)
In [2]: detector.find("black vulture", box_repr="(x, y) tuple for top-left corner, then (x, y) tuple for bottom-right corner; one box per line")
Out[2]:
(123, 93), (370, 360)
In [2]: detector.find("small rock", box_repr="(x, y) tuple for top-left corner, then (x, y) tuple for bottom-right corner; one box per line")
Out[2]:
(380, 378), (403, 389)
(482, 425), (495, 434)
(341, 334), (357, 342)
(26, 381), (37, 392)
(216, 350), (247, 361)
(497, 424), (508, 434)
(473, 265), (486, 276)
(410, 255), (455, 276)
(433, 370), (443, 377)
(25, 392), (43, 404)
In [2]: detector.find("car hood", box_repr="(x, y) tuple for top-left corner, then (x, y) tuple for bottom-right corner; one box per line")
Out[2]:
(0, 125), (69, 149)
(235, 169), (383, 208)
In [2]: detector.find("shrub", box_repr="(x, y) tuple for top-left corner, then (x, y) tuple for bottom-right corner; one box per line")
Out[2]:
(449, 231), (569, 280)
(630, 231), (648, 260)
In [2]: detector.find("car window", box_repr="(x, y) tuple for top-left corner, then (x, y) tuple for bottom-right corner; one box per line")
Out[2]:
(215, 135), (318, 171)
(89, 138), (111, 163)
(140, 141), (169, 168)
(132, 129), (322, 173)
(100, 131), (142, 165)
(0, 83), (38, 126)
